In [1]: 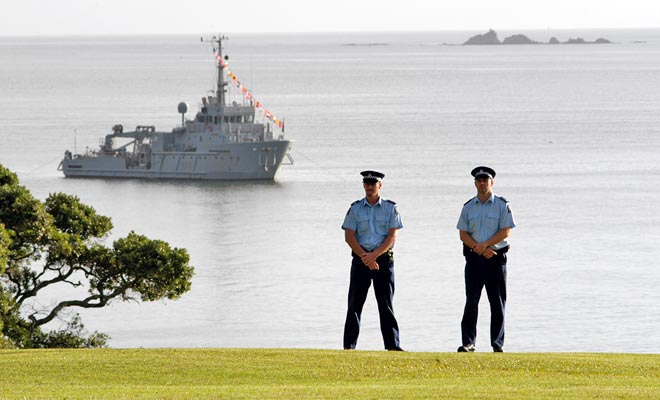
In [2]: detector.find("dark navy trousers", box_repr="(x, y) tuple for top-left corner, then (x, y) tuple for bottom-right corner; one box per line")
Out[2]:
(460, 247), (508, 350)
(343, 251), (400, 350)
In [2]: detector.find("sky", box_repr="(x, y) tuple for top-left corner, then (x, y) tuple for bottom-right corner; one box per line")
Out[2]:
(3, 0), (660, 36)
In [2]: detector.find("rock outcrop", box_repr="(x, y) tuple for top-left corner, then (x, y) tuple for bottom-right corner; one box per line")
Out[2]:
(464, 29), (500, 45)
(502, 34), (539, 44)
(464, 30), (612, 45)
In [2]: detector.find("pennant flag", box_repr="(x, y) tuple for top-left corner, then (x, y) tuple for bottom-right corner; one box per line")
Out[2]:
(215, 51), (284, 131)
(216, 53), (226, 68)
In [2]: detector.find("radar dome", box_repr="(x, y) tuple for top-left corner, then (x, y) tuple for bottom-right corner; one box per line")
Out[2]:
(177, 102), (189, 114)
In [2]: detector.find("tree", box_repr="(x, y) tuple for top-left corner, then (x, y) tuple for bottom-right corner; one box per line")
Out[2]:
(0, 164), (194, 348)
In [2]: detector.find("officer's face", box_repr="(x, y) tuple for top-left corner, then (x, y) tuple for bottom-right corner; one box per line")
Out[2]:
(363, 181), (381, 197)
(474, 177), (493, 194)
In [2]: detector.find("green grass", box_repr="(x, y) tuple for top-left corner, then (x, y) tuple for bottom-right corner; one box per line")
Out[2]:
(1, 348), (659, 399)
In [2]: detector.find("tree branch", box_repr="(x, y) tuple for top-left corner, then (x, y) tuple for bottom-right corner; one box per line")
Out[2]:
(15, 264), (77, 306)
(29, 287), (126, 328)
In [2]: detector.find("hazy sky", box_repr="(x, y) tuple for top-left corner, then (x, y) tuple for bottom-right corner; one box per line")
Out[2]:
(4, 0), (659, 36)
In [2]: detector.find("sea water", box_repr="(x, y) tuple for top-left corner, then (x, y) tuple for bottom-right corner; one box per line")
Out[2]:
(1, 30), (659, 352)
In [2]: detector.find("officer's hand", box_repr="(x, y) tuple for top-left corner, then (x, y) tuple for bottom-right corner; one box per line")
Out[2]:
(360, 252), (374, 265)
(361, 253), (379, 270)
(473, 242), (489, 255)
(481, 248), (497, 259)
(367, 261), (380, 270)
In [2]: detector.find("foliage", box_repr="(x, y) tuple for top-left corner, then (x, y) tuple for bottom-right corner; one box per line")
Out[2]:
(34, 314), (110, 348)
(1, 349), (660, 399)
(0, 164), (194, 348)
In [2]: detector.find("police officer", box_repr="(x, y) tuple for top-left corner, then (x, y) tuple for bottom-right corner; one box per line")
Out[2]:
(342, 170), (404, 351)
(457, 166), (515, 353)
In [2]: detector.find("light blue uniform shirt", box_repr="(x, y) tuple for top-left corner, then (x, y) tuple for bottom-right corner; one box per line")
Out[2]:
(342, 197), (404, 251)
(457, 194), (515, 249)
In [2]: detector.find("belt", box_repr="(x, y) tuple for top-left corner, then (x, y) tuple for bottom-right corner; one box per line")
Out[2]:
(352, 247), (393, 258)
(494, 246), (509, 255)
(463, 245), (509, 256)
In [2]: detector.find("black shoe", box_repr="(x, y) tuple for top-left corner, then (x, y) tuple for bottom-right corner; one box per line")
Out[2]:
(457, 344), (475, 352)
(387, 347), (405, 352)
(493, 347), (504, 353)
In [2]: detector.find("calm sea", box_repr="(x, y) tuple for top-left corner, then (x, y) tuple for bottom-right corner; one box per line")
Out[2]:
(1, 29), (659, 352)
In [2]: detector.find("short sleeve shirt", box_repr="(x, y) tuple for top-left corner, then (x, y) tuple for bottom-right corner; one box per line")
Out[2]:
(342, 197), (403, 251)
(457, 194), (515, 249)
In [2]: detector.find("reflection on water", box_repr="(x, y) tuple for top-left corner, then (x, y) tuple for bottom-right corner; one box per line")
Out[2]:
(4, 31), (660, 352)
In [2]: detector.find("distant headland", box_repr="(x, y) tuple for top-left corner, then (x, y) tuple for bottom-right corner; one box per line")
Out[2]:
(464, 29), (612, 45)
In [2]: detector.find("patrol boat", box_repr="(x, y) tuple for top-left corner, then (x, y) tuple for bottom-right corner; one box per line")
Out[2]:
(59, 35), (293, 180)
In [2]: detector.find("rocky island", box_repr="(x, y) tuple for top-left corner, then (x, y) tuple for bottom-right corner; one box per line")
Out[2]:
(464, 29), (611, 45)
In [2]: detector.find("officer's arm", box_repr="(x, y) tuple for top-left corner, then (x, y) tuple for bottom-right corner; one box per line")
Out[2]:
(480, 227), (511, 258)
(345, 229), (380, 270)
(372, 228), (398, 258)
(485, 227), (511, 248)
(344, 229), (365, 256)
(459, 229), (478, 250)
(464, 227), (511, 257)
(461, 228), (511, 250)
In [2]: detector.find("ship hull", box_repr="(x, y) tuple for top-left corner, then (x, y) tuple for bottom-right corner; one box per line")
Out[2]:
(62, 141), (292, 181)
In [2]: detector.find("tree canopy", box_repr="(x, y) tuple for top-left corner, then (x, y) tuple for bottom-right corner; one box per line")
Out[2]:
(0, 164), (194, 348)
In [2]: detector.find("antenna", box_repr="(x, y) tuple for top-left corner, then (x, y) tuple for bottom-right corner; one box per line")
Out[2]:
(201, 33), (229, 106)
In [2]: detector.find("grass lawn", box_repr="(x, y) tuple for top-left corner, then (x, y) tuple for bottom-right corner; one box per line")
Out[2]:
(1, 348), (659, 399)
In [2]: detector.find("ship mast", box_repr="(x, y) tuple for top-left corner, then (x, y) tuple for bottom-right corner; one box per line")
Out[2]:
(215, 34), (227, 107)
(201, 34), (228, 107)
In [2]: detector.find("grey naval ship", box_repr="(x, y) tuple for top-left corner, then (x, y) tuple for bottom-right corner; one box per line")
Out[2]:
(59, 35), (293, 180)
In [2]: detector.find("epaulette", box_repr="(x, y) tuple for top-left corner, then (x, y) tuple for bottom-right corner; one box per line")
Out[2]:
(346, 199), (361, 216)
(496, 196), (508, 203)
(463, 196), (476, 206)
(385, 199), (396, 205)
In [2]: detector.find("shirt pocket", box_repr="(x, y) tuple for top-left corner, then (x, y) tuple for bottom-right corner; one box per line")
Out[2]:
(357, 217), (370, 236)
(486, 210), (500, 232)
(375, 215), (389, 234)
(467, 211), (480, 233)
